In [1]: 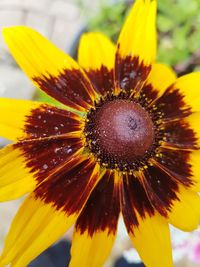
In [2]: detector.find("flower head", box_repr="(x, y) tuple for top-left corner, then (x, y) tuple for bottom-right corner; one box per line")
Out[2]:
(1, 0), (200, 267)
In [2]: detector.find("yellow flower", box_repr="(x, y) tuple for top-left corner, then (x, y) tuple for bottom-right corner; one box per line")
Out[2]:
(1, 0), (200, 266)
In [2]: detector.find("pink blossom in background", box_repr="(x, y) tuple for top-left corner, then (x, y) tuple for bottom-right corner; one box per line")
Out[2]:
(188, 235), (200, 263)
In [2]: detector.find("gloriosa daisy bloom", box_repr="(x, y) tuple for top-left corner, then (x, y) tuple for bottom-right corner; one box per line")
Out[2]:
(0, 0), (200, 266)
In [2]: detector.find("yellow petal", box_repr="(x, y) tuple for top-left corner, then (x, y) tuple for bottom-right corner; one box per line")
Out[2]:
(78, 32), (115, 71)
(69, 170), (120, 267)
(121, 172), (173, 267)
(156, 72), (200, 119)
(154, 72), (200, 121)
(128, 213), (173, 267)
(3, 26), (96, 111)
(190, 150), (200, 192)
(168, 186), (200, 231)
(0, 98), (41, 141)
(115, 0), (157, 95)
(0, 137), (84, 202)
(0, 98), (82, 141)
(70, 230), (116, 267)
(186, 112), (200, 147)
(160, 117), (199, 151)
(147, 63), (177, 93)
(78, 32), (115, 96)
(0, 195), (75, 267)
(173, 72), (200, 112)
(156, 113), (200, 192)
(117, 0), (157, 65)
(141, 63), (177, 104)
(0, 158), (101, 266)
(0, 145), (36, 202)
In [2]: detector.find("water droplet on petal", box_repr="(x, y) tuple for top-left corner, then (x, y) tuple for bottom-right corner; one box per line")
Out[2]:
(43, 164), (48, 170)
(130, 71), (136, 79)
(67, 148), (72, 153)
(54, 148), (60, 153)
(120, 77), (129, 89)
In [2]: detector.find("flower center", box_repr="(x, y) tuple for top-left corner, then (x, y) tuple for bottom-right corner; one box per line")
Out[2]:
(85, 98), (156, 171)
(93, 100), (154, 161)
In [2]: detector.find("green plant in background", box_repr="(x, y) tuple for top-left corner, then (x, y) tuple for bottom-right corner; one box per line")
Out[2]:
(157, 0), (200, 68)
(35, 89), (60, 106)
(84, 0), (130, 42)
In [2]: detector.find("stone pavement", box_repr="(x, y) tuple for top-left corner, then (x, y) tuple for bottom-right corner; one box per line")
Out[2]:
(0, 0), (86, 52)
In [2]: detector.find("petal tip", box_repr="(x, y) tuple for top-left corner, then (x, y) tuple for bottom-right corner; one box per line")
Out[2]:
(2, 26), (11, 38)
(2, 25), (26, 41)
